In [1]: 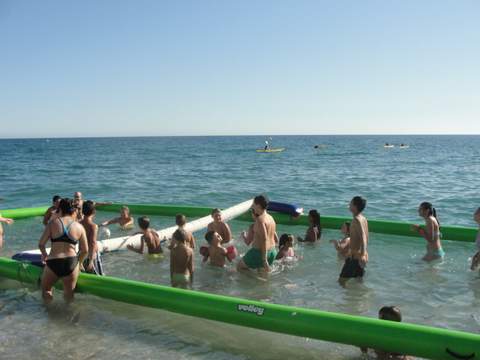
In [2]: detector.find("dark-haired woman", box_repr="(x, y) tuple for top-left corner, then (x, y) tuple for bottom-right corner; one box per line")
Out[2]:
(298, 210), (322, 242)
(39, 198), (88, 303)
(412, 202), (444, 261)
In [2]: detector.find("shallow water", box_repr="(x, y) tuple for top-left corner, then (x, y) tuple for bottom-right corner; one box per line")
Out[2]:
(1, 136), (480, 359)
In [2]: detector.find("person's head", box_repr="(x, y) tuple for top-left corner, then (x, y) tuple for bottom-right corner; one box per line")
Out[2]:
(205, 230), (222, 245)
(418, 202), (439, 224)
(378, 306), (402, 322)
(252, 195), (269, 215)
(52, 195), (61, 207)
(73, 191), (83, 208)
(173, 229), (187, 243)
(138, 216), (150, 230)
(279, 234), (294, 248)
(474, 207), (480, 224)
(211, 208), (222, 222)
(341, 222), (350, 236)
(175, 214), (186, 227)
(308, 209), (321, 228)
(82, 200), (96, 218)
(59, 198), (76, 217)
(120, 206), (130, 218)
(350, 196), (367, 215)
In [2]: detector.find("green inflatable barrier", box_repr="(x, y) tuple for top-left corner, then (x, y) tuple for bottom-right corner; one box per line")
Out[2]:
(0, 257), (478, 360)
(2, 203), (477, 242)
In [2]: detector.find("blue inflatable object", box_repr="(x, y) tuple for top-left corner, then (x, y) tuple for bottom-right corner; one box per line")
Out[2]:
(12, 253), (44, 267)
(267, 201), (303, 217)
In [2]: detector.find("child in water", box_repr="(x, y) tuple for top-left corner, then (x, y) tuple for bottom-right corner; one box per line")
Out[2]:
(171, 214), (195, 249)
(203, 231), (231, 267)
(361, 306), (413, 360)
(101, 206), (134, 230)
(470, 207), (480, 270)
(298, 209), (321, 242)
(412, 202), (444, 261)
(127, 216), (163, 255)
(207, 208), (232, 244)
(276, 234), (295, 260)
(0, 214), (14, 250)
(329, 222), (351, 259)
(170, 229), (194, 288)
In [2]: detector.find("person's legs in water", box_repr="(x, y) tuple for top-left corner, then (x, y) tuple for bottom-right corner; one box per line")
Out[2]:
(41, 265), (59, 303)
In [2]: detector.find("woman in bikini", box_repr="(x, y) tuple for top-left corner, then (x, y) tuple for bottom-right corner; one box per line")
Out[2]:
(39, 198), (88, 303)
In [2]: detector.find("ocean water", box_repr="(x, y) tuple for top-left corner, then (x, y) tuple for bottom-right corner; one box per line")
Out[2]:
(1, 135), (480, 359)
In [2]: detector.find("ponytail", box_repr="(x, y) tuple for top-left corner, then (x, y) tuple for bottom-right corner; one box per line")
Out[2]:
(420, 202), (440, 226)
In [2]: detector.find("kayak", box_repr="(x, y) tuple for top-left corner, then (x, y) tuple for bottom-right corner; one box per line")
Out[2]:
(0, 257), (478, 360)
(256, 148), (285, 153)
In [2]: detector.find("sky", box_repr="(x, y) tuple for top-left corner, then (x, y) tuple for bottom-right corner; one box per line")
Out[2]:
(0, 0), (479, 138)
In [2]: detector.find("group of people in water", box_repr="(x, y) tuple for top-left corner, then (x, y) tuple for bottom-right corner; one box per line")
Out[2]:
(2, 192), (480, 359)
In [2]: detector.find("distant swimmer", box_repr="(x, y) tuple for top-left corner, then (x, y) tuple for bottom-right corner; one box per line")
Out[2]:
(101, 206), (134, 230)
(411, 202), (444, 261)
(38, 198), (88, 303)
(470, 207), (480, 270)
(298, 209), (321, 242)
(170, 229), (193, 288)
(43, 195), (61, 225)
(80, 201), (104, 275)
(339, 196), (369, 287)
(127, 216), (163, 255)
(237, 195), (277, 274)
(207, 208), (232, 244)
(0, 214), (14, 250)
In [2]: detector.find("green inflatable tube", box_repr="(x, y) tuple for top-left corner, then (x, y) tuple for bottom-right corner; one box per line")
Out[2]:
(0, 257), (478, 360)
(3, 203), (477, 242)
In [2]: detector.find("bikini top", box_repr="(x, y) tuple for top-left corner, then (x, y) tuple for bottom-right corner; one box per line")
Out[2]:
(51, 218), (78, 245)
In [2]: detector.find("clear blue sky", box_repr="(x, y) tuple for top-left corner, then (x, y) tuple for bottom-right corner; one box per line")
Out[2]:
(0, 0), (479, 137)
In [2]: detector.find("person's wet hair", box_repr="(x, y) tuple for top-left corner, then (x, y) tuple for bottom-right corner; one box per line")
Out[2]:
(173, 229), (187, 242)
(379, 306), (402, 322)
(420, 202), (440, 226)
(254, 195), (269, 210)
(351, 196), (367, 213)
(176, 214), (186, 226)
(309, 210), (321, 228)
(52, 195), (61, 203)
(138, 216), (150, 230)
(211, 208), (221, 216)
(205, 230), (215, 244)
(82, 200), (96, 217)
(279, 234), (294, 248)
(59, 198), (76, 216)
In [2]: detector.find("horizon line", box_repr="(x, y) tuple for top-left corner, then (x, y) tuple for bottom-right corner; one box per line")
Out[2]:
(1, 133), (480, 140)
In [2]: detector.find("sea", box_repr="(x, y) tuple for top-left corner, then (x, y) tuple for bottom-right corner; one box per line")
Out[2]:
(0, 135), (479, 359)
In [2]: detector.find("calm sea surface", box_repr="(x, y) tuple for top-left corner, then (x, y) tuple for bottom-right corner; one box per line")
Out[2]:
(1, 136), (479, 359)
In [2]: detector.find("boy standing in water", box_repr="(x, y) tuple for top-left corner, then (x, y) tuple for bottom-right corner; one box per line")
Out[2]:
(170, 229), (194, 288)
(207, 208), (232, 244)
(80, 201), (104, 275)
(339, 196), (369, 287)
(172, 214), (195, 249)
(204, 231), (229, 267)
(127, 216), (163, 255)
